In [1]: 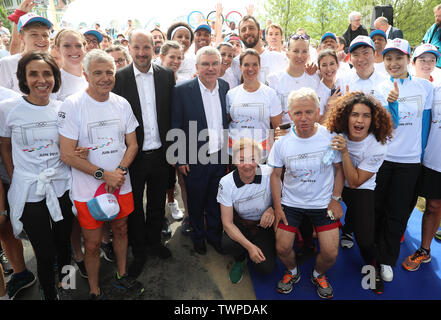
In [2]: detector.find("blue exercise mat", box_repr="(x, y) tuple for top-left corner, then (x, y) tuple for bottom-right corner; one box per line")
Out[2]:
(248, 206), (441, 300)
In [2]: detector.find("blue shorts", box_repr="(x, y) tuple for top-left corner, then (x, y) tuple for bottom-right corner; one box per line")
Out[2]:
(278, 205), (341, 234)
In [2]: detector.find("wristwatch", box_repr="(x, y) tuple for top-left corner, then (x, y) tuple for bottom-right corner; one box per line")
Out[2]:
(93, 168), (104, 180)
(332, 195), (343, 202)
(0, 210), (7, 217)
(117, 165), (128, 175)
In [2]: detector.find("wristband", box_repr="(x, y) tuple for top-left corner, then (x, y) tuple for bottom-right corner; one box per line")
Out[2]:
(8, 9), (27, 24)
(0, 210), (8, 216)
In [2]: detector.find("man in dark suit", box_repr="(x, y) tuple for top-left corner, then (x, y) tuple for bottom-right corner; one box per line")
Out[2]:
(112, 29), (175, 278)
(374, 17), (403, 40)
(170, 46), (229, 255)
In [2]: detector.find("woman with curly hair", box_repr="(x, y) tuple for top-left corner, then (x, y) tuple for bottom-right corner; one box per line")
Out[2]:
(326, 91), (393, 294)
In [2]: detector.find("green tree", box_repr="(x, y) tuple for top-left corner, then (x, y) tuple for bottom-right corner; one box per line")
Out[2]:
(0, 5), (12, 32)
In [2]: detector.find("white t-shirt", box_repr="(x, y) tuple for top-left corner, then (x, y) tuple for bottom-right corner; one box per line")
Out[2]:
(316, 81), (332, 116)
(0, 97), (71, 202)
(337, 68), (389, 106)
(374, 62), (387, 76)
(220, 67), (239, 90)
(336, 61), (352, 79)
(217, 164), (273, 221)
(267, 70), (320, 123)
(423, 85), (441, 172)
(54, 69), (88, 102)
(232, 49), (288, 85)
(378, 76), (433, 163)
(267, 125), (341, 209)
(58, 91), (139, 202)
(177, 51), (196, 82)
(226, 84), (281, 156)
(345, 133), (387, 190)
(0, 86), (20, 101)
(408, 63), (441, 87)
(0, 53), (22, 93)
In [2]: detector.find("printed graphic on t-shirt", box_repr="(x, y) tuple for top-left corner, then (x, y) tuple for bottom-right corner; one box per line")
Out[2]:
(432, 100), (441, 128)
(230, 103), (265, 125)
(20, 120), (58, 155)
(235, 189), (267, 219)
(87, 119), (123, 153)
(367, 153), (385, 167)
(286, 151), (325, 182)
(398, 95), (423, 126)
(260, 67), (269, 84)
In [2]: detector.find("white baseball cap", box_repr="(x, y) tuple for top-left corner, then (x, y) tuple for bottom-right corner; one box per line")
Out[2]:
(349, 35), (375, 52)
(17, 13), (52, 33)
(412, 43), (440, 61)
(382, 38), (411, 56)
(87, 183), (120, 221)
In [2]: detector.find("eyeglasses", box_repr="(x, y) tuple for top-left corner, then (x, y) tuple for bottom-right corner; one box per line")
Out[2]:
(86, 39), (99, 45)
(290, 34), (310, 41)
(114, 58), (126, 64)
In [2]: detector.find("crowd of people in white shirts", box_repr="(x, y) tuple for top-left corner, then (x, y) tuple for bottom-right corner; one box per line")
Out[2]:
(0, 0), (440, 301)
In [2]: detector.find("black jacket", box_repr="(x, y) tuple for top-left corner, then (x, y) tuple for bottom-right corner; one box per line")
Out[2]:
(342, 24), (369, 53)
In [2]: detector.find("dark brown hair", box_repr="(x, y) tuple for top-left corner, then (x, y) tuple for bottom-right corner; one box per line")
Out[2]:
(239, 48), (261, 66)
(17, 51), (61, 95)
(325, 91), (393, 144)
(318, 49), (338, 66)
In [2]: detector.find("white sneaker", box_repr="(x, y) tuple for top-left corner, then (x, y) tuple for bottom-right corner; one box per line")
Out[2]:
(340, 233), (354, 249)
(380, 264), (393, 282)
(168, 200), (184, 220)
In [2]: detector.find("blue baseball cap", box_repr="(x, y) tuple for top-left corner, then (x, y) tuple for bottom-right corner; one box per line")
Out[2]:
(17, 13), (52, 33)
(369, 29), (387, 40)
(320, 32), (337, 43)
(194, 24), (211, 34)
(349, 35), (375, 53)
(83, 29), (103, 43)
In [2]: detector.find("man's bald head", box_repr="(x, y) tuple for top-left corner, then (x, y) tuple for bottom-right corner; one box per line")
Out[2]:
(128, 29), (154, 47)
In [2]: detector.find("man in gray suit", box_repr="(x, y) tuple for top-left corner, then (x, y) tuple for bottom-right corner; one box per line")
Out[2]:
(374, 17), (403, 40)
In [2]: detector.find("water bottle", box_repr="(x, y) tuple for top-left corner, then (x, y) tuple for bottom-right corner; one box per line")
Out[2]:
(322, 134), (343, 165)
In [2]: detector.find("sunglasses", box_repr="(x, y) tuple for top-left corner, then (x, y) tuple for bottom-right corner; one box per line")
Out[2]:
(290, 34), (310, 41)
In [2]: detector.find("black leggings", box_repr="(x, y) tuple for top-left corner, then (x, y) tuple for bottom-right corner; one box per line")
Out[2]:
(342, 187), (377, 265)
(374, 161), (421, 266)
(222, 223), (276, 275)
(20, 191), (74, 300)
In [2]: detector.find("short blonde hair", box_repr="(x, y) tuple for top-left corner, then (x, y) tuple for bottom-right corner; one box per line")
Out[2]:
(232, 138), (263, 164)
(287, 87), (320, 114)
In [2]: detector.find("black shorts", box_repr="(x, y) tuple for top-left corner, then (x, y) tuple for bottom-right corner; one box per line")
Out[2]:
(420, 166), (441, 200)
(278, 205), (341, 234)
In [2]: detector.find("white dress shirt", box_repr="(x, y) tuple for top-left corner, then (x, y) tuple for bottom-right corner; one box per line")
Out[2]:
(198, 78), (224, 154)
(133, 64), (161, 151)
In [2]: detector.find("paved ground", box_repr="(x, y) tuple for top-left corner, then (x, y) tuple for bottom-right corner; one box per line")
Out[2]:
(10, 185), (257, 300)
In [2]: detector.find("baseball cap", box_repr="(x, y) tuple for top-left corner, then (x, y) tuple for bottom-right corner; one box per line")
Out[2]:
(382, 38), (411, 56)
(83, 29), (103, 43)
(86, 183), (120, 221)
(349, 35), (375, 52)
(194, 24), (211, 34)
(17, 13), (52, 33)
(412, 43), (441, 61)
(320, 32), (337, 43)
(369, 29), (387, 40)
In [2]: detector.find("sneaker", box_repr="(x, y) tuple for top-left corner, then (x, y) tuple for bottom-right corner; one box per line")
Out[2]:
(311, 273), (334, 299)
(168, 200), (184, 220)
(75, 260), (88, 279)
(88, 289), (106, 300)
(402, 248), (431, 271)
(181, 217), (192, 235)
(100, 242), (115, 262)
(112, 273), (145, 296)
(0, 251), (13, 276)
(39, 286), (57, 300)
(229, 260), (245, 284)
(161, 217), (172, 239)
(380, 264), (393, 282)
(435, 229), (441, 241)
(56, 286), (72, 300)
(6, 270), (36, 300)
(277, 270), (300, 294)
(371, 268), (384, 294)
(340, 232), (354, 249)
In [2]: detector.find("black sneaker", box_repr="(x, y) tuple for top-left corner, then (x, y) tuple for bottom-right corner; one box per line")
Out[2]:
(57, 286), (73, 300)
(6, 270), (36, 299)
(181, 217), (192, 235)
(100, 242), (115, 262)
(161, 218), (172, 239)
(371, 268), (384, 294)
(340, 232), (354, 249)
(88, 289), (106, 300)
(112, 273), (145, 296)
(0, 251), (13, 276)
(75, 260), (88, 279)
